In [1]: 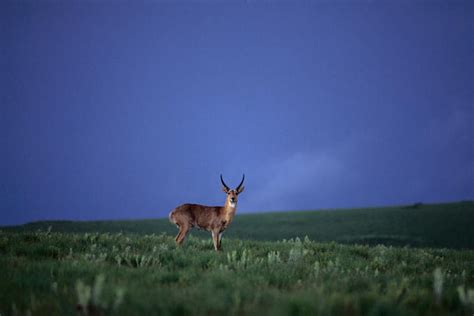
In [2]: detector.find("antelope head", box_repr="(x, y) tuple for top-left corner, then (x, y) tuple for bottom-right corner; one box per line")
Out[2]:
(221, 174), (245, 208)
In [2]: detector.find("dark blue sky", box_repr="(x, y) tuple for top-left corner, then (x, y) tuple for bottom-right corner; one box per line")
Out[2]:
(1, 0), (473, 225)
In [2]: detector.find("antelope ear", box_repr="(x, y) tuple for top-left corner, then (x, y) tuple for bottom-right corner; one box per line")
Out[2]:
(222, 186), (229, 193)
(237, 186), (245, 194)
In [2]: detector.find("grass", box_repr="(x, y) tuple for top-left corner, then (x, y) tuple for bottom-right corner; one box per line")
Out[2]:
(1, 201), (473, 315)
(5, 201), (474, 249)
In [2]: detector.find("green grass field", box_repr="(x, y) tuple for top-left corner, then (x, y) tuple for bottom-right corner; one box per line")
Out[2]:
(1, 201), (473, 315)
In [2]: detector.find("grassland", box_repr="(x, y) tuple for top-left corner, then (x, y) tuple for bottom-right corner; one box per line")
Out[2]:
(1, 201), (473, 315)
(6, 201), (474, 249)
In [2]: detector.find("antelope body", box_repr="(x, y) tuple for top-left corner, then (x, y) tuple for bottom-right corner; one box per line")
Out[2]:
(169, 175), (245, 251)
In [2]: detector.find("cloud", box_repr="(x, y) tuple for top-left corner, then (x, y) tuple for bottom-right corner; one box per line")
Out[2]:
(421, 106), (472, 150)
(245, 151), (344, 211)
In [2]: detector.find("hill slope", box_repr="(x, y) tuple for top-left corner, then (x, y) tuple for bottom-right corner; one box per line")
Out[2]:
(3, 201), (473, 249)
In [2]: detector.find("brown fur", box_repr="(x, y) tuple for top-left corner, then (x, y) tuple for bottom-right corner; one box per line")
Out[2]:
(169, 184), (244, 251)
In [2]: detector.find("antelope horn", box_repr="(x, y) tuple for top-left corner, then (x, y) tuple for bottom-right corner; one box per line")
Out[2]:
(236, 174), (245, 191)
(220, 174), (230, 191)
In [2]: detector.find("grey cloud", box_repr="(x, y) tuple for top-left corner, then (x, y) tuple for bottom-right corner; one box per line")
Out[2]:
(244, 151), (344, 211)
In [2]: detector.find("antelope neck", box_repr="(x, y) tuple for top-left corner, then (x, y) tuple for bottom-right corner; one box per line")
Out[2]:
(224, 200), (237, 222)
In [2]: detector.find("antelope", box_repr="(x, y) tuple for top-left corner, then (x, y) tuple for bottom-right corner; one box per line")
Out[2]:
(169, 174), (245, 251)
